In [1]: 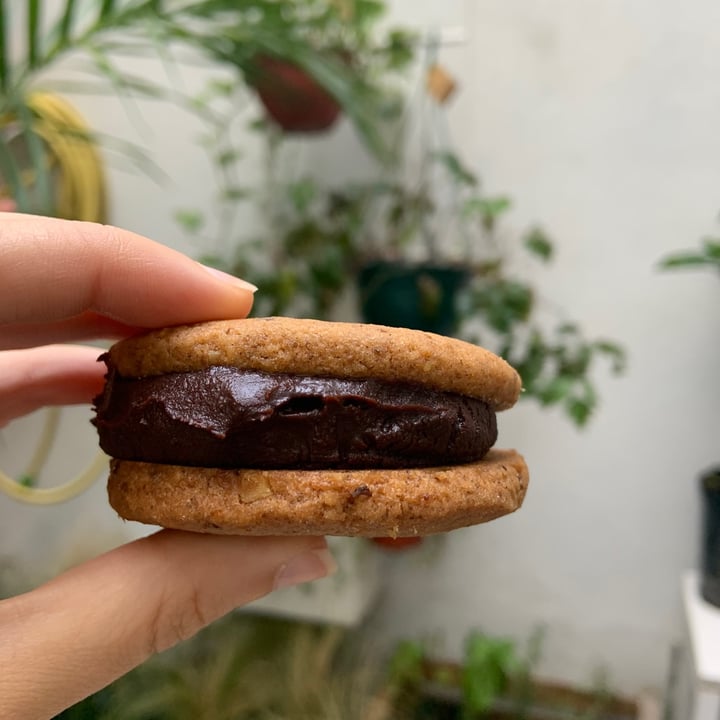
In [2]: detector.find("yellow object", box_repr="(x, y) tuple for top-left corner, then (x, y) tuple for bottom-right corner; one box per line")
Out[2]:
(0, 452), (108, 505)
(0, 93), (109, 504)
(25, 91), (108, 222)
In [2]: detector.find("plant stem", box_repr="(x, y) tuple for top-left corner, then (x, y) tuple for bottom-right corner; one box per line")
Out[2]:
(0, 0), (8, 93)
(27, 0), (40, 69)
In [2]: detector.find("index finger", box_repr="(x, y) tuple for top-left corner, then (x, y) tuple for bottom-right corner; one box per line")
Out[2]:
(0, 213), (255, 337)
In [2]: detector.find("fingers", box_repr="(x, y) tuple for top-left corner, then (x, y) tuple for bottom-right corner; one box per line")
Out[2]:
(0, 531), (336, 720)
(0, 312), (139, 351)
(0, 345), (106, 426)
(0, 214), (256, 344)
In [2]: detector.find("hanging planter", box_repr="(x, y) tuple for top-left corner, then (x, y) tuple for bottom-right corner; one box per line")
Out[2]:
(358, 260), (468, 335)
(700, 466), (720, 607)
(247, 54), (342, 133)
(370, 536), (424, 551)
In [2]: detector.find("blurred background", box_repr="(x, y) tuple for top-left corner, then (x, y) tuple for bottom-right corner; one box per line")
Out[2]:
(1, 1), (719, 718)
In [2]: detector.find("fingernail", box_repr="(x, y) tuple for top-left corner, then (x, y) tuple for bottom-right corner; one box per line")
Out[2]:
(274, 548), (337, 590)
(201, 264), (258, 293)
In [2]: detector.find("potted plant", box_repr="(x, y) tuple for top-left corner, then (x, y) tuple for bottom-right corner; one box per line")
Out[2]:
(174, 17), (625, 429)
(386, 629), (640, 720)
(190, 0), (415, 151)
(354, 154), (475, 336)
(0, 1), (411, 215)
(220, 154), (624, 428)
(660, 235), (720, 606)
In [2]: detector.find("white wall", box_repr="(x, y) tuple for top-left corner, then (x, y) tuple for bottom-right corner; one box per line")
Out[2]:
(2, 0), (719, 698)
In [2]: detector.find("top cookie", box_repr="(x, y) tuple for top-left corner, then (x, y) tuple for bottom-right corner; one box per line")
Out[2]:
(107, 318), (522, 411)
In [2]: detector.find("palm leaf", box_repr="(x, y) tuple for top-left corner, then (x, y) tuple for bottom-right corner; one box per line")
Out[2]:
(27, 0), (41, 69)
(99, 0), (116, 21)
(0, 132), (30, 211)
(0, 0), (8, 93)
(16, 100), (55, 214)
(58, 0), (78, 47)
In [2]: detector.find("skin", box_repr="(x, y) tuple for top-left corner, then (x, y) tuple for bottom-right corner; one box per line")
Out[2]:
(0, 212), (335, 720)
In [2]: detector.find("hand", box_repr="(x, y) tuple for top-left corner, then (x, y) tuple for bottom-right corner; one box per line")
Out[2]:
(0, 213), (335, 720)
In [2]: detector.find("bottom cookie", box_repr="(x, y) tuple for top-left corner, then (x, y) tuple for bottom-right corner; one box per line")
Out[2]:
(107, 449), (528, 537)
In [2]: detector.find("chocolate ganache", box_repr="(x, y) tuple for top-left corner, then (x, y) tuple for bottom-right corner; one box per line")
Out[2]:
(93, 363), (497, 470)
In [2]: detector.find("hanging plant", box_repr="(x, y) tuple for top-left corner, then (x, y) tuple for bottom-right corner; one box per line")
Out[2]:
(246, 53), (343, 133)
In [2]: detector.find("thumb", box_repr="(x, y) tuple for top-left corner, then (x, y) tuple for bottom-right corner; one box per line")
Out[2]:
(0, 531), (335, 720)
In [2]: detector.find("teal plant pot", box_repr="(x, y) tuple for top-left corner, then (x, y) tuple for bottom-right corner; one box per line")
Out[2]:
(358, 261), (468, 336)
(701, 466), (720, 607)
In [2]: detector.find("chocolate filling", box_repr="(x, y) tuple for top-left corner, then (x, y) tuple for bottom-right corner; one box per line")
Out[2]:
(93, 363), (497, 470)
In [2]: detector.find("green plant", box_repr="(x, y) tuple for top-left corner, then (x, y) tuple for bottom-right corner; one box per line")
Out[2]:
(212, 0), (415, 143)
(56, 613), (387, 720)
(172, 10), (625, 427)
(459, 631), (523, 719)
(386, 628), (636, 720)
(215, 153), (625, 426)
(659, 236), (720, 271)
(386, 628), (536, 719)
(0, 1), (178, 215)
(0, 0), (412, 215)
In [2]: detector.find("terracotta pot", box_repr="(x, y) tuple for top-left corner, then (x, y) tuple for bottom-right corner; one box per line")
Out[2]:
(370, 536), (424, 551)
(249, 54), (342, 133)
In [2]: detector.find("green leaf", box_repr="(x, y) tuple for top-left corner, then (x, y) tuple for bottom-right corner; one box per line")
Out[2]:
(354, 0), (386, 26)
(175, 209), (205, 233)
(524, 226), (554, 262)
(566, 394), (593, 427)
(383, 29), (416, 70)
(0, 131), (30, 212)
(435, 150), (478, 187)
(58, 0), (78, 47)
(221, 186), (250, 202)
(659, 237), (720, 270)
(27, 0), (40, 69)
(16, 101), (55, 215)
(287, 178), (317, 215)
(0, 0), (7, 92)
(388, 640), (426, 688)
(593, 340), (627, 374)
(480, 196), (511, 232)
(462, 196), (512, 231)
(660, 252), (720, 269)
(556, 322), (579, 336)
(471, 279), (533, 334)
(99, 0), (115, 22)
(537, 376), (575, 406)
(559, 343), (592, 377)
(703, 237), (720, 258)
(461, 631), (517, 717)
(515, 330), (547, 391)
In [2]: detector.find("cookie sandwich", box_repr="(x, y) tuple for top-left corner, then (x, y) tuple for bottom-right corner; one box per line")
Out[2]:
(93, 317), (529, 536)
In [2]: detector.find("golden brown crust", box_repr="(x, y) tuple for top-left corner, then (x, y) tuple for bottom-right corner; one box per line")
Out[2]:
(108, 317), (521, 411)
(107, 449), (529, 537)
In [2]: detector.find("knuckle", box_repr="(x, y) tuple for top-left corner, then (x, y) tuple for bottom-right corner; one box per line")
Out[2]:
(145, 582), (210, 656)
